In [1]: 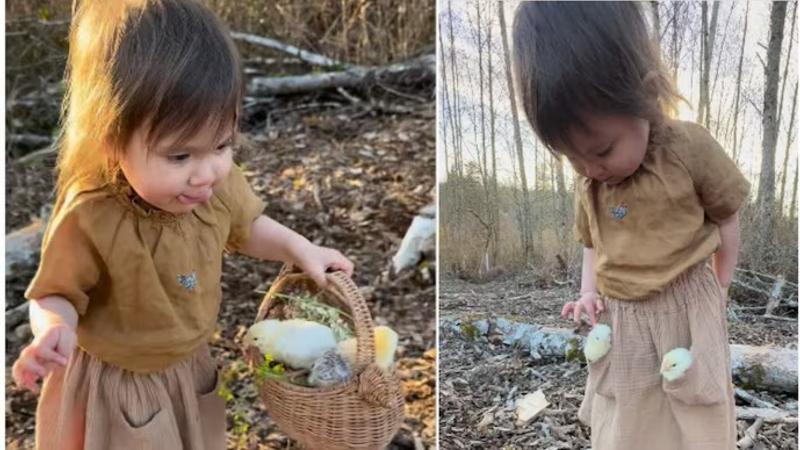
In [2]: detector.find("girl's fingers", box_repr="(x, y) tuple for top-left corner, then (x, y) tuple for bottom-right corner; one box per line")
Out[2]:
(22, 372), (41, 394)
(572, 301), (584, 324)
(560, 302), (574, 318)
(587, 304), (597, 326)
(309, 268), (328, 288)
(595, 297), (605, 313)
(36, 345), (68, 367)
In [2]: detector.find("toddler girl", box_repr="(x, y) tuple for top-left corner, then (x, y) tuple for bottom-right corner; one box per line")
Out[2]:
(11, 1), (352, 449)
(512, 3), (747, 449)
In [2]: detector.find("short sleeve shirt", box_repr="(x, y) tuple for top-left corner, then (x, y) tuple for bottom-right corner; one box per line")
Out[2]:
(25, 165), (265, 372)
(574, 119), (750, 300)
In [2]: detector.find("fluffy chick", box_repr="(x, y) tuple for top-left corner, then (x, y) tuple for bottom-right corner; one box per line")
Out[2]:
(244, 319), (337, 370)
(661, 347), (692, 381)
(308, 349), (353, 387)
(583, 323), (612, 364)
(338, 326), (399, 370)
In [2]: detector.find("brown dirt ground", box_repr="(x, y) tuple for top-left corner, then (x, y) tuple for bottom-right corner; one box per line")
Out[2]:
(5, 97), (436, 449)
(439, 273), (798, 450)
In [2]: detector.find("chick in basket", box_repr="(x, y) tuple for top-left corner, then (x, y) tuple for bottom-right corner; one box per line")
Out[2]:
(308, 326), (399, 387)
(337, 326), (399, 371)
(244, 319), (337, 370)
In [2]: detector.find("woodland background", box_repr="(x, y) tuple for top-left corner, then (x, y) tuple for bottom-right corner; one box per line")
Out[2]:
(439, 1), (799, 449)
(6, 1), (436, 449)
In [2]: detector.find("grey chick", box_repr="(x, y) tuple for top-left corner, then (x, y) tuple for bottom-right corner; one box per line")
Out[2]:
(308, 349), (353, 387)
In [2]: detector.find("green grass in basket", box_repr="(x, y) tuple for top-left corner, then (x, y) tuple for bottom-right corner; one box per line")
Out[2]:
(255, 353), (288, 383)
(272, 292), (354, 342)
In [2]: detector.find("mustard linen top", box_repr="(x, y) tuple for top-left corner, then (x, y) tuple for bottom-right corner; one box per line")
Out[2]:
(26, 166), (265, 372)
(574, 119), (750, 300)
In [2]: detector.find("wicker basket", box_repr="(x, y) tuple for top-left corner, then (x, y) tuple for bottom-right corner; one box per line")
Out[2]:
(246, 266), (404, 450)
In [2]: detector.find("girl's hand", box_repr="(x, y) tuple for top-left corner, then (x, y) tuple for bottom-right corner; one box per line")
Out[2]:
(561, 291), (605, 326)
(293, 244), (354, 288)
(12, 323), (76, 393)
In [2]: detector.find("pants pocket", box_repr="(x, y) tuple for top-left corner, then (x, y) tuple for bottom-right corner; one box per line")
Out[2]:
(662, 349), (726, 406)
(587, 351), (614, 398)
(112, 402), (182, 449)
(197, 369), (226, 450)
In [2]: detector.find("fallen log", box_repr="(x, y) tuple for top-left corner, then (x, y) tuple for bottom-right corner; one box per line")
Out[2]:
(441, 317), (798, 393)
(248, 54), (434, 96)
(231, 31), (345, 68)
(6, 218), (44, 274)
(736, 407), (798, 423)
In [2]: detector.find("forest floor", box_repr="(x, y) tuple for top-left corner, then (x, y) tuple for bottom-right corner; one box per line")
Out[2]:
(5, 92), (436, 449)
(439, 273), (798, 450)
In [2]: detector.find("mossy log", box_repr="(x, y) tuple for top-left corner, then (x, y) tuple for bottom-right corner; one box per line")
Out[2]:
(442, 317), (797, 394)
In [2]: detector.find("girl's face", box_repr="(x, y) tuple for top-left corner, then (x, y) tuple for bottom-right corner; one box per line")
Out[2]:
(120, 121), (234, 214)
(558, 114), (650, 185)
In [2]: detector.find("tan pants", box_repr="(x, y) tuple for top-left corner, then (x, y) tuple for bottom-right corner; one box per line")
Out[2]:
(35, 344), (226, 450)
(579, 263), (737, 450)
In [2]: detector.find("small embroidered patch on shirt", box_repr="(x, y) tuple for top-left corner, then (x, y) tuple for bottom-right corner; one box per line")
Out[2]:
(177, 272), (198, 291)
(609, 202), (628, 220)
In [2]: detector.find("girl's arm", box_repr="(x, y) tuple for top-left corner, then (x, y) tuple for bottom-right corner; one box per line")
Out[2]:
(30, 295), (78, 336)
(239, 215), (312, 263)
(239, 215), (353, 286)
(581, 247), (598, 296)
(562, 247), (603, 325)
(712, 210), (740, 296)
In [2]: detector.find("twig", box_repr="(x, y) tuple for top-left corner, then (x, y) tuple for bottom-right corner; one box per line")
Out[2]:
(765, 276), (786, 316)
(735, 387), (780, 410)
(336, 87), (363, 104)
(230, 31), (348, 68)
(15, 146), (57, 164)
(736, 407), (797, 423)
(736, 417), (764, 449)
(8, 134), (52, 147)
(762, 314), (796, 322)
(736, 268), (798, 289)
(504, 293), (532, 302)
(376, 81), (430, 103)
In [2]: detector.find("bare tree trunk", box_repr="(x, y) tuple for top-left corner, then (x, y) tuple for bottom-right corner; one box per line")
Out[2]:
(651, 1), (661, 45)
(776, 2), (797, 134)
(791, 163), (798, 222)
(711, 3), (735, 136)
(438, 20), (451, 175)
(448, 0), (463, 179)
(499, 0), (533, 261)
(732, 0), (750, 163)
(488, 19), (499, 266)
(698, 1), (720, 128)
(475, 0), (488, 189)
(778, 82), (798, 215)
(758, 1), (788, 244)
(669, 2), (685, 82)
(697, 1), (708, 124)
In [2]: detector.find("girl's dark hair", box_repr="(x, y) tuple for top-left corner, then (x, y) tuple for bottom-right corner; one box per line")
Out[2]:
(57, 0), (242, 201)
(511, 1), (681, 153)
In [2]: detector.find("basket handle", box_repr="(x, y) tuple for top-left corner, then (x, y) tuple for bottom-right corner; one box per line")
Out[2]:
(255, 265), (376, 373)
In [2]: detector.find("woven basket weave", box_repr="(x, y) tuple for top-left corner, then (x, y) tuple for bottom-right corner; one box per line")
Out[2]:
(246, 266), (404, 450)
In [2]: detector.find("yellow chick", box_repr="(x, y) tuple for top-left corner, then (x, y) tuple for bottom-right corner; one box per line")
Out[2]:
(244, 319), (337, 370)
(338, 326), (399, 370)
(583, 324), (612, 364)
(661, 347), (692, 381)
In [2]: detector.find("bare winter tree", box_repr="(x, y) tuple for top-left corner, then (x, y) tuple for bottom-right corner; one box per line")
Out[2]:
(697, 1), (721, 127)
(757, 0), (788, 244)
(731, 0), (750, 163)
(499, 0), (533, 261)
(778, 82), (797, 215)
